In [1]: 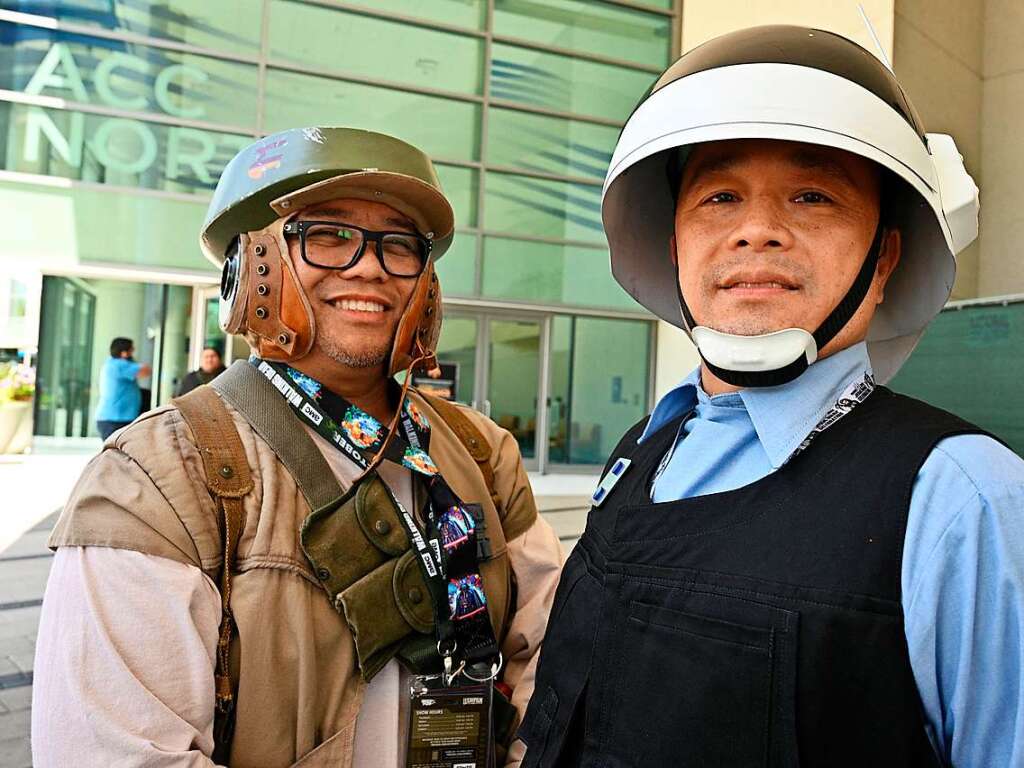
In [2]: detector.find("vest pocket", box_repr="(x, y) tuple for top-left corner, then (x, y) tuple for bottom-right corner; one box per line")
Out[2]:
(599, 596), (799, 767)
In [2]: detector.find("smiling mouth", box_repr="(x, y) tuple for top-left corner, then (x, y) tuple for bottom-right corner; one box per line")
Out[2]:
(724, 281), (797, 290)
(327, 298), (388, 313)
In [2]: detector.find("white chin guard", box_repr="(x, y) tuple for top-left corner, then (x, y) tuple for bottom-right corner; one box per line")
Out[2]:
(691, 326), (818, 373)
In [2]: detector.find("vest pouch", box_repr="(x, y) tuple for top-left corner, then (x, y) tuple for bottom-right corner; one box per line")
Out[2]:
(518, 543), (603, 767)
(301, 472), (409, 596)
(336, 549), (434, 680)
(593, 580), (801, 768)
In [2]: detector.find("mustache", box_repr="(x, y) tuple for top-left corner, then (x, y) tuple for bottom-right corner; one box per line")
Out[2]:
(703, 256), (813, 290)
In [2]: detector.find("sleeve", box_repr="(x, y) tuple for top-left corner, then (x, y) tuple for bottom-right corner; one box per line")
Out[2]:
(903, 435), (1024, 768)
(120, 360), (143, 380)
(31, 546), (224, 768)
(500, 516), (565, 768)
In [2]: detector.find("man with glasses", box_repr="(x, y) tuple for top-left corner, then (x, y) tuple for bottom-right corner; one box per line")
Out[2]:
(34, 127), (563, 768)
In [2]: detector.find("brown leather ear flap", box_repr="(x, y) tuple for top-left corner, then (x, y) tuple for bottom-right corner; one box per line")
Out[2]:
(236, 219), (316, 362)
(389, 263), (442, 376)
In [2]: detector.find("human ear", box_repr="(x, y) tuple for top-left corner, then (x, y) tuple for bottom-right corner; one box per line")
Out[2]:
(875, 228), (902, 304)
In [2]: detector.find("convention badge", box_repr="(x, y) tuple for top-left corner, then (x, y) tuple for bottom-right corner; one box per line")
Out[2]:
(406, 675), (494, 768)
(592, 457), (631, 507)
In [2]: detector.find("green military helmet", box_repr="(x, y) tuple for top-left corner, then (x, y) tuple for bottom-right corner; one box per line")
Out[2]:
(200, 126), (455, 265)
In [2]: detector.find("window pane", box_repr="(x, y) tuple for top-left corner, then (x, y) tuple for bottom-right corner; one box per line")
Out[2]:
(435, 164), (478, 228)
(264, 69), (482, 162)
(268, 2), (484, 95)
(494, 0), (671, 68)
(434, 316), (478, 406)
(548, 315), (651, 464)
(490, 43), (654, 122)
(480, 237), (640, 310)
(435, 232), (476, 297)
(484, 172), (603, 243)
(369, 0), (486, 31)
(0, 0), (263, 56)
(0, 180), (212, 273)
(1, 102), (252, 194)
(486, 108), (616, 180)
(0, 21), (260, 128)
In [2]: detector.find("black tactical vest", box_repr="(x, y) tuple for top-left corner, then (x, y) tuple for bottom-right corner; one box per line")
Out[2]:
(519, 387), (983, 767)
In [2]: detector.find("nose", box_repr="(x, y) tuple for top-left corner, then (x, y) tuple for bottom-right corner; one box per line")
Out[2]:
(728, 196), (794, 252)
(341, 240), (390, 282)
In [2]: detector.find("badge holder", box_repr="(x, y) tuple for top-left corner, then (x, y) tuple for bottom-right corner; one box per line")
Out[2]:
(406, 649), (502, 768)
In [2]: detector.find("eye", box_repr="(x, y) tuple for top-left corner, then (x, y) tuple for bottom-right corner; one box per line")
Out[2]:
(794, 191), (832, 204)
(703, 191), (738, 204)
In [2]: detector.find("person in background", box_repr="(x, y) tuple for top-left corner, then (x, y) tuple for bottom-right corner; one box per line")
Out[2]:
(95, 337), (150, 440)
(175, 346), (226, 396)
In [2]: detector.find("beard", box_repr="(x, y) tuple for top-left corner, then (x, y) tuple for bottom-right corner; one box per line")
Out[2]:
(313, 320), (395, 369)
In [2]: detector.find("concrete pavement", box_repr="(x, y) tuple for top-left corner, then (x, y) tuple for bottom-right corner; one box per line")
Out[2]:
(0, 448), (592, 767)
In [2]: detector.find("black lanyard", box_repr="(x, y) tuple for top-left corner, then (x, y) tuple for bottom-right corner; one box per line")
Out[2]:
(253, 359), (500, 670)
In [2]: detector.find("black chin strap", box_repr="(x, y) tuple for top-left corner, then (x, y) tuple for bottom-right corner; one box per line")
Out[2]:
(680, 222), (886, 388)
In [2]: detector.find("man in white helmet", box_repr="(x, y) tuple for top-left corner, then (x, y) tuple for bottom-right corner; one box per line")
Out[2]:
(517, 26), (1024, 767)
(33, 127), (563, 767)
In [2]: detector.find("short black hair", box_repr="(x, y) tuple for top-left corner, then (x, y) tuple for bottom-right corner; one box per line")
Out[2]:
(110, 337), (133, 357)
(202, 345), (223, 357)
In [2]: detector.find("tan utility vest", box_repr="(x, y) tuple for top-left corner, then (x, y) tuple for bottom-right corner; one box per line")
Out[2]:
(50, 361), (537, 767)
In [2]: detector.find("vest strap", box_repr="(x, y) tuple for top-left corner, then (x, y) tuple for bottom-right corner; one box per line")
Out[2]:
(172, 384), (254, 763)
(212, 361), (343, 510)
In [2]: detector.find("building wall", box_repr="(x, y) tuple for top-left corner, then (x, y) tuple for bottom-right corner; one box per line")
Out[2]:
(893, 0), (985, 300)
(979, 0), (1024, 297)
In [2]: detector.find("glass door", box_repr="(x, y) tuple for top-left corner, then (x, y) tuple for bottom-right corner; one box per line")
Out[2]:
(482, 316), (544, 469)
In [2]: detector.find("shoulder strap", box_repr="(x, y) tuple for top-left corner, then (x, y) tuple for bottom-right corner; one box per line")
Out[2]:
(212, 361), (343, 510)
(172, 384), (253, 760)
(420, 392), (502, 516)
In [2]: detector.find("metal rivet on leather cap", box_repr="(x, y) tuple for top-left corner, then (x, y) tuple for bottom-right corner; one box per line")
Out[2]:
(257, 284), (269, 296)
(374, 519), (391, 535)
(255, 307), (268, 319)
(317, 567), (330, 581)
(219, 465), (233, 478)
(256, 263), (268, 275)
(278, 333), (290, 345)
(408, 587), (423, 604)
(254, 244), (265, 256)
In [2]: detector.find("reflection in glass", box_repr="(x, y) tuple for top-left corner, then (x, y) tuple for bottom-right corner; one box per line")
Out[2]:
(435, 165), (479, 228)
(485, 172), (604, 243)
(0, 103), (252, 194)
(488, 319), (540, 459)
(0, 0), (263, 55)
(0, 22), (260, 127)
(264, 70), (482, 162)
(481, 237), (639, 311)
(494, 0), (671, 67)
(490, 43), (655, 122)
(434, 316), (477, 405)
(486, 108), (617, 180)
(548, 316), (651, 464)
(269, 2), (484, 95)
(435, 233), (477, 297)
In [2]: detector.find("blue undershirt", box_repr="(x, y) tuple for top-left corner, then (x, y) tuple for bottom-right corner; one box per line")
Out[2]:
(640, 342), (1024, 767)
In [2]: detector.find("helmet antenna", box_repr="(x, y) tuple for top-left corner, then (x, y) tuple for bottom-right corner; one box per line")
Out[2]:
(857, 3), (893, 71)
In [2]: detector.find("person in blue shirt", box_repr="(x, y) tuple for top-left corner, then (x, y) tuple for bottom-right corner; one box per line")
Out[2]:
(95, 337), (151, 439)
(519, 26), (1024, 767)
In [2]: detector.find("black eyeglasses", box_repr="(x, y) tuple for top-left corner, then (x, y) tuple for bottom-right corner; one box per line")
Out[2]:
(283, 220), (432, 277)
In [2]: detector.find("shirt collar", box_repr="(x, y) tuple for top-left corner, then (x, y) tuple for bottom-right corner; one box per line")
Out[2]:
(640, 342), (873, 468)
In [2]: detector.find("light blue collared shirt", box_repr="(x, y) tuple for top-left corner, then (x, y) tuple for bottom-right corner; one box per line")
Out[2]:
(640, 342), (1024, 767)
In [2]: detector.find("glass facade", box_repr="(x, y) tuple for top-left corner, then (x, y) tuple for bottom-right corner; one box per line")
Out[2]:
(0, 0), (678, 466)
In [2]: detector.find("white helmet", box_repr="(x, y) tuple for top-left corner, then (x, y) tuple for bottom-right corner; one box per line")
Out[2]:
(603, 25), (979, 385)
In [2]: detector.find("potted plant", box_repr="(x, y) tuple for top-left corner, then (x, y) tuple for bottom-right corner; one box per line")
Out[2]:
(0, 361), (35, 454)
